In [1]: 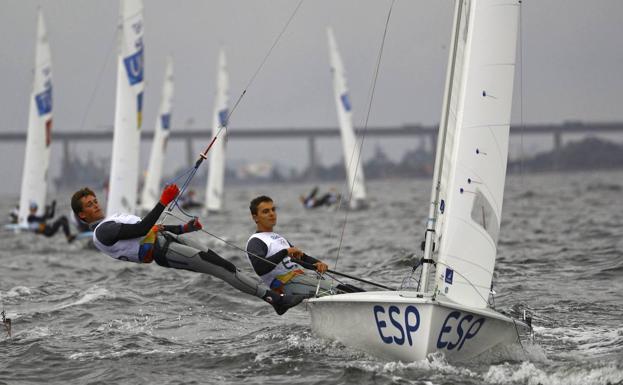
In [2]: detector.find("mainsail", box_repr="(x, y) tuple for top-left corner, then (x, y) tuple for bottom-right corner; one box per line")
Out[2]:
(327, 27), (367, 209)
(204, 49), (229, 213)
(107, 0), (144, 216)
(140, 56), (174, 211)
(431, 0), (520, 308)
(18, 9), (53, 226)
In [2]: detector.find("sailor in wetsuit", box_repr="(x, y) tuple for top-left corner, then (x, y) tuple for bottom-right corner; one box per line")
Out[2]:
(70, 185), (303, 315)
(246, 195), (363, 298)
(27, 200), (76, 243)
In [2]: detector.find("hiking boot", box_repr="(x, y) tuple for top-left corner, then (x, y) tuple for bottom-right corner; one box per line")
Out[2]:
(264, 291), (306, 315)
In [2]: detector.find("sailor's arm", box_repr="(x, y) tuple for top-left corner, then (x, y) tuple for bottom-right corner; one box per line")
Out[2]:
(96, 185), (181, 246)
(295, 253), (328, 274)
(247, 238), (289, 275)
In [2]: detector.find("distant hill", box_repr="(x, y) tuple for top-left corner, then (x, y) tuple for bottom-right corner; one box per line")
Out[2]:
(509, 137), (623, 172)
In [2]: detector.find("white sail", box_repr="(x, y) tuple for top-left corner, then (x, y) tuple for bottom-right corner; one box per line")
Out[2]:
(140, 56), (174, 211)
(327, 27), (367, 209)
(18, 9), (53, 226)
(107, 0), (144, 216)
(431, 0), (521, 308)
(204, 49), (229, 213)
(308, 0), (528, 362)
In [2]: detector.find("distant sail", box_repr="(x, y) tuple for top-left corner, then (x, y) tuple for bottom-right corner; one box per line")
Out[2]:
(140, 56), (174, 211)
(327, 27), (367, 209)
(107, 0), (144, 216)
(432, 0), (520, 308)
(204, 49), (229, 213)
(18, 9), (53, 226)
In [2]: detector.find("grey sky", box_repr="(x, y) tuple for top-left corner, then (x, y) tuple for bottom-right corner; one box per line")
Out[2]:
(1, 0), (622, 195)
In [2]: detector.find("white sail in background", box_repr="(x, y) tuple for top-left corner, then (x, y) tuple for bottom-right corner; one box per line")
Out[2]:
(140, 56), (174, 211)
(204, 49), (229, 213)
(107, 0), (144, 216)
(432, 0), (520, 308)
(327, 27), (367, 209)
(18, 9), (53, 226)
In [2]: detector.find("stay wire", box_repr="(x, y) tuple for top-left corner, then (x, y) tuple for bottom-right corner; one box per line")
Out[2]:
(159, 0), (306, 223)
(332, 0), (396, 275)
(163, 210), (388, 290)
(78, 26), (117, 132)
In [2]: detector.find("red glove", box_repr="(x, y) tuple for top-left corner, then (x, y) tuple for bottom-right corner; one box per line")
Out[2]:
(160, 184), (180, 205)
(183, 218), (203, 233)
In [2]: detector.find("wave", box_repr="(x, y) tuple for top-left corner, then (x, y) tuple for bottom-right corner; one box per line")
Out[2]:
(484, 360), (623, 385)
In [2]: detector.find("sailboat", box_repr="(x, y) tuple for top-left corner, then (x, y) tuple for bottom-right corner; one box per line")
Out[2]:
(308, 0), (530, 361)
(107, 0), (144, 216)
(327, 27), (367, 210)
(16, 9), (53, 229)
(140, 56), (174, 212)
(204, 49), (230, 214)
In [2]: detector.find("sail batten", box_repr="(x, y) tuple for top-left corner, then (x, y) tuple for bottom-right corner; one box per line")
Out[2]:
(107, 0), (144, 216)
(18, 9), (53, 226)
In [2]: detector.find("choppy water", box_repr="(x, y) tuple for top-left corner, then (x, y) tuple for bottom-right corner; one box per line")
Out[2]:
(1, 170), (622, 384)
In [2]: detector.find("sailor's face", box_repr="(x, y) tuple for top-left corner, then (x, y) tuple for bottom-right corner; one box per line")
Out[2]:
(254, 201), (277, 230)
(79, 195), (104, 223)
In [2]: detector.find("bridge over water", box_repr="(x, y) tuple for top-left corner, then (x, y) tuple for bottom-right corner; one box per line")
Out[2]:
(1, 121), (621, 173)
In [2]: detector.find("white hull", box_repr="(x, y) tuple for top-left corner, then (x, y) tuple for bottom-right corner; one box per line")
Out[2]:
(308, 291), (529, 362)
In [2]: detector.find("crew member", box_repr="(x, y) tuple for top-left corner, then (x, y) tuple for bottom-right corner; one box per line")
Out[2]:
(27, 200), (76, 243)
(247, 195), (363, 297)
(71, 185), (303, 315)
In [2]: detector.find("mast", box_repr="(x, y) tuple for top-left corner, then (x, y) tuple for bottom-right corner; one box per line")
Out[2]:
(107, 0), (144, 216)
(140, 56), (174, 211)
(204, 49), (229, 213)
(18, 9), (53, 226)
(419, 0), (464, 293)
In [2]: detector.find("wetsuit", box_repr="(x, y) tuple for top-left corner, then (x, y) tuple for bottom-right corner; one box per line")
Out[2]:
(92, 202), (299, 313)
(27, 201), (73, 239)
(246, 232), (363, 297)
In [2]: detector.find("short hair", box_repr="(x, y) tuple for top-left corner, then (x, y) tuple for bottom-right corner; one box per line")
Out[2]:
(249, 195), (273, 215)
(71, 187), (96, 215)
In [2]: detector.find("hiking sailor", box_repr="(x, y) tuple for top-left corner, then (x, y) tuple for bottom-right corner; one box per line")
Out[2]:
(71, 185), (304, 315)
(246, 195), (363, 298)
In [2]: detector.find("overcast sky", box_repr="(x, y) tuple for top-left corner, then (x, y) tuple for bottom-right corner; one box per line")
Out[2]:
(1, 0), (622, 195)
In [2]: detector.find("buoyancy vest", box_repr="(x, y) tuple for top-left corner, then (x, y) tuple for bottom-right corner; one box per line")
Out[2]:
(93, 213), (143, 263)
(247, 232), (305, 289)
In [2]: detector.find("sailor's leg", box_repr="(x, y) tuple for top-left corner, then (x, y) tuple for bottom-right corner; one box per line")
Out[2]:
(164, 241), (266, 297)
(156, 235), (305, 314)
(57, 216), (71, 237)
(282, 274), (335, 297)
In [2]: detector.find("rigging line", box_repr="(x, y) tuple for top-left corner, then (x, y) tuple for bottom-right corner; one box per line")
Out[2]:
(161, 0), (306, 220)
(163, 210), (385, 289)
(433, 260), (491, 306)
(221, 0), (306, 128)
(77, 26), (117, 132)
(332, 0), (396, 274)
(518, 0), (529, 263)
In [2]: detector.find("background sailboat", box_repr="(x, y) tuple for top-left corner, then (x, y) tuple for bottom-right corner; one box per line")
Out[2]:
(17, 9), (53, 228)
(327, 27), (367, 210)
(107, 0), (144, 216)
(204, 49), (229, 214)
(140, 56), (174, 212)
(308, 0), (529, 361)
